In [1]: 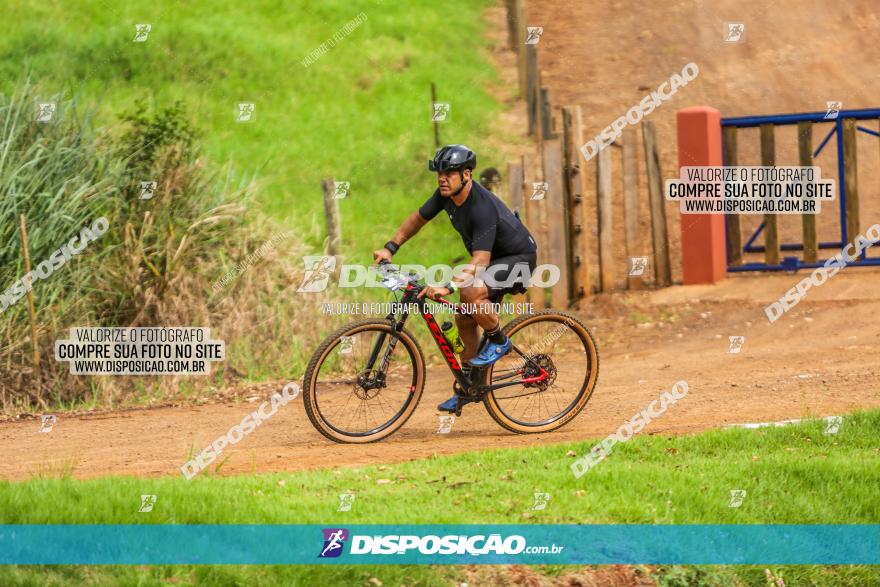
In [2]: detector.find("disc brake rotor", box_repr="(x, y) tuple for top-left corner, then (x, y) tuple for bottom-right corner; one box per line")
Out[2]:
(354, 369), (385, 399)
(522, 353), (557, 391)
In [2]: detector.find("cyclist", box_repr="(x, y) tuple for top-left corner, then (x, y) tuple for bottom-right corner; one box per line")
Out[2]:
(373, 144), (538, 413)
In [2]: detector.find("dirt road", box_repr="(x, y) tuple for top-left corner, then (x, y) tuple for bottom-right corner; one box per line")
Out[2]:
(2, 272), (878, 481)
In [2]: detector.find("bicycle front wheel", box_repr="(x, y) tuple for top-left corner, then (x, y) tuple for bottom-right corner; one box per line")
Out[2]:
(481, 310), (599, 434)
(302, 319), (425, 443)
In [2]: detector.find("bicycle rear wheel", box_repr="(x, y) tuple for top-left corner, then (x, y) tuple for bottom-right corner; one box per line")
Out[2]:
(302, 319), (425, 443)
(481, 310), (599, 434)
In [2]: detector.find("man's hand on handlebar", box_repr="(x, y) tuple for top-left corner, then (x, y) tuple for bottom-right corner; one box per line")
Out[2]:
(373, 248), (394, 264)
(417, 285), (452, 301)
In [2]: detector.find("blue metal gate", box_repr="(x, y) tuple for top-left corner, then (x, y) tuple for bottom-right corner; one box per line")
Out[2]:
(721, 108), (880, 272)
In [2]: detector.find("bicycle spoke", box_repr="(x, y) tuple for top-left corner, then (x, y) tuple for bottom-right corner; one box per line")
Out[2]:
(487, 315), (595, 428)
(312, 326), (418, 437)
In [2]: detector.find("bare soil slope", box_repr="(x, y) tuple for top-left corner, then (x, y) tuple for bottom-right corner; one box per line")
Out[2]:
(490, 0), (880, 286)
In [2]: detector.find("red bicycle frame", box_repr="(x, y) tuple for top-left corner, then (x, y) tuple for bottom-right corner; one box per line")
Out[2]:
(371, 280), (549, 396)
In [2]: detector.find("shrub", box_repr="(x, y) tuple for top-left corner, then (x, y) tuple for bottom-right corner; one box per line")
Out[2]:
(0, 82), (325, 412)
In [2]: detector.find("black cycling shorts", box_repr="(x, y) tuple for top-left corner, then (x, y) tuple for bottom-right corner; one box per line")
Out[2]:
(478, 252), (537, 303)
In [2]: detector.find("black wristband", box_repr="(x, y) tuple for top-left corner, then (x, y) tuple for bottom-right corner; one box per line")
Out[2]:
(384, 240), (400, 255)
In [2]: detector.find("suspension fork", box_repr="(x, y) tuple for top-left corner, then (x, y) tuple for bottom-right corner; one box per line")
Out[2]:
(364, 291), (417, 374)
(364, 314), (402, 374)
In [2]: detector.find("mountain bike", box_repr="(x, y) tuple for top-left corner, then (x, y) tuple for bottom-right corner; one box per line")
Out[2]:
(302, 260), (599, 443)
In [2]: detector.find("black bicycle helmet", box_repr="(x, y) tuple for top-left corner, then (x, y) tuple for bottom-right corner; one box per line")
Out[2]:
(428, 144), (477, 173)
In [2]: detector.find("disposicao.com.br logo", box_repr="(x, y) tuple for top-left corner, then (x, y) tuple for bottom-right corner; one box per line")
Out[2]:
(319, 528), (349, 558)
(318, 528), (563, 557)
(297, 256), (561, 292)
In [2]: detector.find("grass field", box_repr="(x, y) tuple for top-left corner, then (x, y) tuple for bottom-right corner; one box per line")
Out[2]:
(1, 410), (877, 585)
(2, 2), (878, 585)
(0, 0), (512, 267)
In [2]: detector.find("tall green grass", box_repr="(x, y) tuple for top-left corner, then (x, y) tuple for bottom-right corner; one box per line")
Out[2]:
(0, 82), (121, 407)
(0, 0), (507, 267)
(0, 83), (328, 410)
(0, 82), (118, 312)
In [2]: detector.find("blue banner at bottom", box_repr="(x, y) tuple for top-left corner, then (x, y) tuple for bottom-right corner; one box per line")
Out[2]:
(0, 525), (877, 565)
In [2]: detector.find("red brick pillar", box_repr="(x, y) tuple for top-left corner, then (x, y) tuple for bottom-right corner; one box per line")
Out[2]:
(676, 106), (727, 284)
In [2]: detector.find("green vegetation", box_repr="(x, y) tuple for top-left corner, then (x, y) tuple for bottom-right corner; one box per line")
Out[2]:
(5, 412), (878, 524)
(1, 4), (876, 584)
(0, 0), (524, 411)
(1, 411), (878, 584)
(0, 84), (313, 409)
(0, 0), (508, 266)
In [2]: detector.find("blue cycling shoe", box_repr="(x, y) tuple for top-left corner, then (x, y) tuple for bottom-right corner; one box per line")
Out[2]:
(437, 394), (459, 412)
(468, 335), (511, 367)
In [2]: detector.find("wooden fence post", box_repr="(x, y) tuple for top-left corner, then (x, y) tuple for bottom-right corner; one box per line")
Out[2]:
(622, 128), (642, 289)
(543, 139), (570, 308)
(508, 162), (524, 215)
(760, 123), (780, 265)
(596, 146), (614, 292)
(505, 0), (516, 49)
(722, 126), (742, 265)
(563, 106), (592, 299)
(522, 154), (546, 308)
(508, 161), (527, 304)
(507, 0), (527, 97)
(842, 118), (860, 252)
(321, 179), (342, 257)
(525, 44), (538, 137)
(540, 86), (557, 141)
(431, 83), (440, 148)
(642, 121), (671, 286)
(18, 214), (42, 404)
(798, 121), (817, 263)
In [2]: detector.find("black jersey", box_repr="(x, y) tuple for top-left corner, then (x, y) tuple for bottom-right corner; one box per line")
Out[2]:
(418, 181), (537, 258)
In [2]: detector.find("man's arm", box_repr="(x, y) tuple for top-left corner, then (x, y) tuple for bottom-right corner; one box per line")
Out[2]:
(392, 211), (427, 247)
(373, 211), (427, 263)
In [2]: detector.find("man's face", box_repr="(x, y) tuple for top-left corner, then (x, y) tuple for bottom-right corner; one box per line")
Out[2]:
(437, 169), (471, 197)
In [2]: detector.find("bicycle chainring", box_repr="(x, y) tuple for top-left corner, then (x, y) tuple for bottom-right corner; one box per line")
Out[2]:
(457, 366), (487, 398)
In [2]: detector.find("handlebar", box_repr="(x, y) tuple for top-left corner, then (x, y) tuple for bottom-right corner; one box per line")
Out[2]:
(375, 259), (456, 306)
